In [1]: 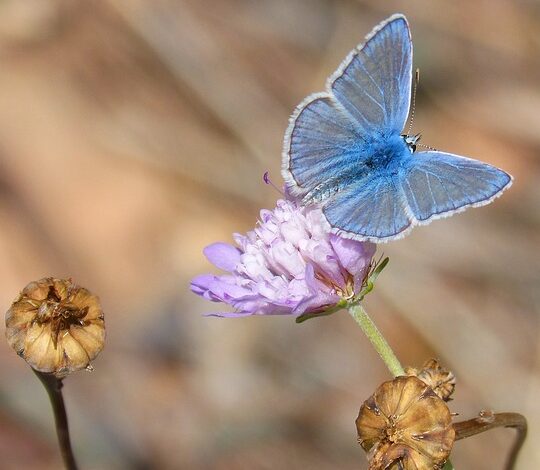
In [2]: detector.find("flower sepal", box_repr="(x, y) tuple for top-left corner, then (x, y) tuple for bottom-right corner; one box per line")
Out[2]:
(295, 298), (350, 324)
(357, 256), (389, 300)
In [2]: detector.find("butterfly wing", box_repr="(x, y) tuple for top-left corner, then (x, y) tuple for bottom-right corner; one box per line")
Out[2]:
(330, 14), (412, 134)
(322, 150), (512, 242)
(282, 14), (412, 200)
(400, 151), (512, 223)
(322, 172), (412, 241)
(284, 94), (364, 201)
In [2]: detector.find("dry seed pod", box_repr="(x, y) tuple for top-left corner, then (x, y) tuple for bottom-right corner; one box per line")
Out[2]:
(356, 376), (455, 470)
(5, 278), (105, 378)
(405, 358), (456, 401)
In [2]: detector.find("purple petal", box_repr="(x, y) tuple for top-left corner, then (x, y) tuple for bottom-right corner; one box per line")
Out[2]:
(268, 241), (305, 277)
(191, 274), (252, 303)
(204, 311), (254, 318)
(190, 274), (213, 295)
(190, 275), (220, 301)
(203, 242), (241, 271)
(330, 235), (376, 274)
(293, 264), (338, 314)
(294, 288), (338, 315)
(300, 239), (345, 287)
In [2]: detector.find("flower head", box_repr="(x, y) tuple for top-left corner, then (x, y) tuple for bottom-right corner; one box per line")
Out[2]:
(191, 199), (375, 317)
(5, 278), (105, 378)
(356, 376), (455, 470)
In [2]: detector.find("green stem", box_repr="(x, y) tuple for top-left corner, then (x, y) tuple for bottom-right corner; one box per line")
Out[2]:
(348, 303), (455, 470)
(348, 303), (405, 377)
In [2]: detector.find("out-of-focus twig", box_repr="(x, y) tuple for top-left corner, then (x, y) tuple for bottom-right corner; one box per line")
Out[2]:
(454, 412), (527, 470)
(33, 370), (78, 470)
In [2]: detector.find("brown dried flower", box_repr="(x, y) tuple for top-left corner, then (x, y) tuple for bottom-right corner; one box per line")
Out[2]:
(405, 359), (456, 402)
(5, 278), (105, 378)
(356, 376), (455, 470)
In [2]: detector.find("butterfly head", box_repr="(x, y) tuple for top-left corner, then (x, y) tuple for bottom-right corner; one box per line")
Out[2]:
(402, 133), (421, 153)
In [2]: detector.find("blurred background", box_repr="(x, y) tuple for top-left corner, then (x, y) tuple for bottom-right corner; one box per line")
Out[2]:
(0, 0), (538, 468)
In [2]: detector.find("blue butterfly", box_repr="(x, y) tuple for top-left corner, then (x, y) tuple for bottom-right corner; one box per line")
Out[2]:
(282, 14), (512, 242)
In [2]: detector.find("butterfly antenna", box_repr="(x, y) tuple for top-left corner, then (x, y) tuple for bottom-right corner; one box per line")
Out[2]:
(407, 68), (420, 136)
(417, 143), (439, 151)
(263, 171), (285, 196)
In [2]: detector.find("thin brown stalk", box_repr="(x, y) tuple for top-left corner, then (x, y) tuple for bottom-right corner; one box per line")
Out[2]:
(33, 370), (79, 470)
(453, 412), (527, 470)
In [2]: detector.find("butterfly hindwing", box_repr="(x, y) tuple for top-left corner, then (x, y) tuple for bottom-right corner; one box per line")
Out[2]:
(323, 173), (412, 240)
(400, 151), (512, 222)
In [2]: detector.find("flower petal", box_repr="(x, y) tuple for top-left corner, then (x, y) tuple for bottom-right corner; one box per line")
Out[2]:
(330, 235), (376, 274)
(203, 242), (242, 271)
(190, 274), (251, 302)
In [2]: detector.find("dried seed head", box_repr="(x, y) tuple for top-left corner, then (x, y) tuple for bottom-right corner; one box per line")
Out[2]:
(356, 376), (455, 470)
(5, 278), (105, 378)
(405, 359), (456, 401)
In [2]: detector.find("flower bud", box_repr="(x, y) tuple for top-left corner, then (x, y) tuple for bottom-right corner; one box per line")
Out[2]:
(5, 278), (105, 378)
(405, 359), (456, 402)
(356, 376), (455, 470)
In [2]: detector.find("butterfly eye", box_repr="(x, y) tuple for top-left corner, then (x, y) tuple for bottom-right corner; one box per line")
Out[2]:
(402, 134), (420, 153)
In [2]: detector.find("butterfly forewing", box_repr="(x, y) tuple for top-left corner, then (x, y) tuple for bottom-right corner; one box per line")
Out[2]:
(286, 95), (363, 196)
(283, 15), (413, 202)
(330, 15), (412, 134)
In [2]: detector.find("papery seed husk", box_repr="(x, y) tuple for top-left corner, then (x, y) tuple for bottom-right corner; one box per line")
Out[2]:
(5, 278), (105, 378)
(357, 376), (455, 470)
(405, 359), (456, 401)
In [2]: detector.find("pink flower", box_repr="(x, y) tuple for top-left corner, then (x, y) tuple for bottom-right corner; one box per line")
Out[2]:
(191, 199), (375, 317)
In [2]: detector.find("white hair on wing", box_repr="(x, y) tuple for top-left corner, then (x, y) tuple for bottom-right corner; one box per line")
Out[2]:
(281, 92), (331, 196)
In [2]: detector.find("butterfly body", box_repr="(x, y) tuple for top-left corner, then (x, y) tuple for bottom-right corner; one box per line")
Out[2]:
(282, 14), (512, 242)
(361, 133), (410, 172)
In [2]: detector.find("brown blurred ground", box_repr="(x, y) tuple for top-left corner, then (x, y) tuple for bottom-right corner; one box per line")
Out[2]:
(0, 0), (538, 469)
